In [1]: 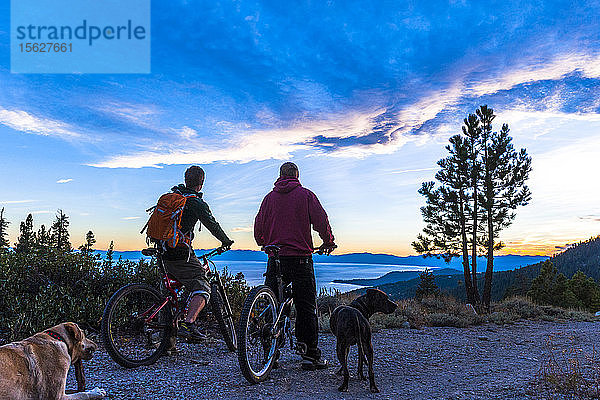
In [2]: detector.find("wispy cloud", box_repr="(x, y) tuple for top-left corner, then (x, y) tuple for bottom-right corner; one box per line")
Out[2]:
(97, 102), (159, 127)
(579, 215), (600, 222)
(56, 178), (73, 184)
(32, 210), (51, 215)
(174, 126), (198, 140)
(468, 52), (600, 97)
(388, 168), (437, 174)
(122, 216), (141, 220)
(231, 226), (252, 233)
(87, 49), (600, 168)
(90, 108), (401, 168)
(0, 108), (82, 139)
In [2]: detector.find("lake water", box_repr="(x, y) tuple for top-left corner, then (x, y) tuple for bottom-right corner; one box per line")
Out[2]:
(211, 260), (430, 293)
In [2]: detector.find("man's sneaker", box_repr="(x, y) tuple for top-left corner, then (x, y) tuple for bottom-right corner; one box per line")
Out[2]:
(177, 322), (207, 341)
(300, 356), (329, 371)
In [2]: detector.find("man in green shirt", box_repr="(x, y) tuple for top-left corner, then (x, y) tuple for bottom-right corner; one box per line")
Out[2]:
(162, 166), (234, 340)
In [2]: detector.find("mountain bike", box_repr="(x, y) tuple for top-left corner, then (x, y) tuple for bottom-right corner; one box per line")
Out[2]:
(237, 244), (336, 384)
(101, 246), (236, 368)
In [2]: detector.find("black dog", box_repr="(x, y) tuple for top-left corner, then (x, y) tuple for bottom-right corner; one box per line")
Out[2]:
(329, 288), (397, 393)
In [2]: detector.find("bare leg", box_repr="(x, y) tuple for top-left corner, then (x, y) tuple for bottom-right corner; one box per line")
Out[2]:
(185, 295), (206, 323)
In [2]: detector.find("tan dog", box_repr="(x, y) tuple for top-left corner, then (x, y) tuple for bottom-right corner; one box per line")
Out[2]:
(0, 322), (106, 400)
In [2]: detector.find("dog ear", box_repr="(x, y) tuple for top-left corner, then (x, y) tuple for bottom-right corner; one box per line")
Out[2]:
(64, 322), (83, 344)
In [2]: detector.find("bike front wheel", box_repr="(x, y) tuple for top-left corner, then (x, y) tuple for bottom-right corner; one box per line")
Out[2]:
(237, 285), (279, 384)
(101, 283), (173, 368)
(211, 281), (237, 351)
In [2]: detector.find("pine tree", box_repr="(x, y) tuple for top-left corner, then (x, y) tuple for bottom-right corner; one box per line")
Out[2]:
(414, 105), (531, 309)
(80, 230), (96, 253)
(528, 261), (578, 308)
(16, 214), (35, 253)
(36, 224), (51, 248)
(104, 240), (115, 268)
(415, 269), (440, 300)
(568, 271), (600, 311)
(478, 106), (532, 308)
(462, 114), (483, 303)
(412, 134), (478, 303)
(528, 261), (558, 305)
(412, 115), (487, 304)
(51, 210), (71, 252)
(0, 207), (9, 249)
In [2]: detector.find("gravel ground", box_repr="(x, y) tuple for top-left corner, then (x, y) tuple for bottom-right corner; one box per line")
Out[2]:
(68, 321), (600, 400)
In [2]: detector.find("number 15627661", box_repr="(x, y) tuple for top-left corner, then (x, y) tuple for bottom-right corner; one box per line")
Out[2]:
(19, 43), (72, 52)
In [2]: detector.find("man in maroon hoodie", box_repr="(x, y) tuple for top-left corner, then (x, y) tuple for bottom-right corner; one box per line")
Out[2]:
(254, 162), (336, 370)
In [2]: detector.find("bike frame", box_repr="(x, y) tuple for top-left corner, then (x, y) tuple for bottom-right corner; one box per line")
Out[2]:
(269, 254), (294, 342)
(264, 245), (337, 351)
(143, 248), (230, 327)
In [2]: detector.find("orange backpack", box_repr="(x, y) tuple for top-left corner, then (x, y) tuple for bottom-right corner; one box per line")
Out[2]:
(141, 191), (197, 248)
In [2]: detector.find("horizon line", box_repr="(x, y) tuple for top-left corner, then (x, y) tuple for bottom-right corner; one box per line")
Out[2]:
(90, 248), (551, 258)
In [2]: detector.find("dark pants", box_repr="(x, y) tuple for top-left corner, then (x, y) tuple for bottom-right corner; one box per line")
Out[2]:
(264, 256), (320, 359)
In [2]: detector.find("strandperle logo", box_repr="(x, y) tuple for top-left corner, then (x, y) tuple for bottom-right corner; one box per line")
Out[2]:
(15, 20), (147, 46)
(11, 0), (151, 74)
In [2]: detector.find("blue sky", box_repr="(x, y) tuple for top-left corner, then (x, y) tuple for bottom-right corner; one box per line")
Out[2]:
(0, 1), (599, 255)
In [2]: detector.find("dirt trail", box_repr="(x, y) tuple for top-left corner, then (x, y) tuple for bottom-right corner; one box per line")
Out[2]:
(71, 321), (599, 399)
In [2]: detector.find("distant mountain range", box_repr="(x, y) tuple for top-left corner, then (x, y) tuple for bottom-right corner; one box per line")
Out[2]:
(95, 249), (546, 271)
(333, 268), (462, 286)
(346, 236), (600, 302)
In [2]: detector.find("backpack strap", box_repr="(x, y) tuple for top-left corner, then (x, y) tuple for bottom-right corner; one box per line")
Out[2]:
(170, 193), (197, 247)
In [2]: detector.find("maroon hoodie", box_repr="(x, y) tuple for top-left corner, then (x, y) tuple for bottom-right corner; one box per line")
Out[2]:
(254, 177), (335, 256)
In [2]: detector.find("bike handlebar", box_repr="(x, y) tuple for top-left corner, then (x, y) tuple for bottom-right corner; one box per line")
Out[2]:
(313, 244), (337, 255)
(202, 245), (231, 259)
(261, 244), (337, 256)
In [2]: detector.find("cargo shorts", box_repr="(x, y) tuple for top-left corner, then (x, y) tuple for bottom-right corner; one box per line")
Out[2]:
(162, 252), (211, 302)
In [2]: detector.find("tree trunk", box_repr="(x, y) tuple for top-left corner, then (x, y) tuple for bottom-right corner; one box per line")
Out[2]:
(482, 144), (494, 309)
(458, 190), (474, 303)
(483, 210), (494, 308)
(471, 177), (480, 304)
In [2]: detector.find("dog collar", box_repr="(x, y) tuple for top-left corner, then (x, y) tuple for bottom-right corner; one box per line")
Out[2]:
(351, 297), (372, 319)
(45, 329), (68, 344)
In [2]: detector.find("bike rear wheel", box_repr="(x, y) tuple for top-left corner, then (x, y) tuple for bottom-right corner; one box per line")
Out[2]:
(211, 281), (237, 351)
(237, 285), (279, 384)
(101, 283), (173, 368)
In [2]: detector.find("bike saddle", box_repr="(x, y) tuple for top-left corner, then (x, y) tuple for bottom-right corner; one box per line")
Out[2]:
(141, 248), (159, 256)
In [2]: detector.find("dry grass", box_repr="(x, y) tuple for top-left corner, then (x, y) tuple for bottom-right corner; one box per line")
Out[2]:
(537, 334), (600, 399)
(494, 297), (596, 323)
(317, 295), (597, 332)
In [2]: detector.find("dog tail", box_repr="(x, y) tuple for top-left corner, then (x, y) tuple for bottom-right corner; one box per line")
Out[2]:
(356, 314), (368, 365)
